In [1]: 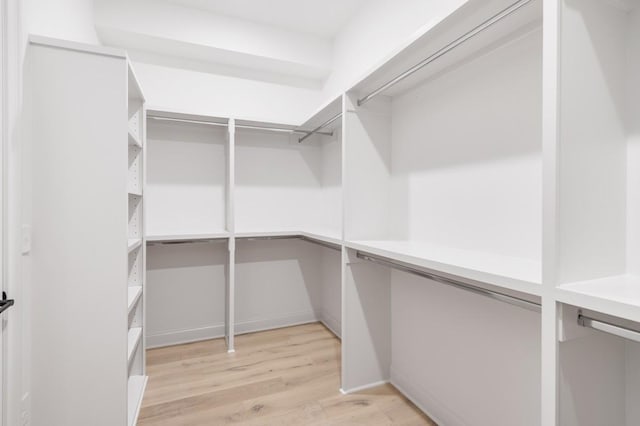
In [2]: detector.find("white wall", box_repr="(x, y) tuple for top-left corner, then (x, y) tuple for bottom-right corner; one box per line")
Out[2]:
(24, 0), (98, 44)
(322, 0), (467, 100)
(135, 62), (325, 125)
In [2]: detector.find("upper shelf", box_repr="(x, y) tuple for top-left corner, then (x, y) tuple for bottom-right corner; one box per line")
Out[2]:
(350, 0), (542, 102)
(345, 239), (542, 297)
(146, 232), (230, 244)
(556, 275), (640, 323)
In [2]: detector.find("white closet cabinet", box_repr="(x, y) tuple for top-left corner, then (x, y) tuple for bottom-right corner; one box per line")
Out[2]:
(341, 0), (543, 424)
(26, 37), (147, 426)
(553, 0), (640, 424)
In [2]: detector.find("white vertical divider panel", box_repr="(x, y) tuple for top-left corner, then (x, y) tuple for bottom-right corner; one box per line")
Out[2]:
(226, 118), (236, 352)
(341, 248), (391, 393)
(27, 39), (129, 426)
(140, 104), (148, 377)
(541, 0), (561, 423)
(341, 92), (392, 393)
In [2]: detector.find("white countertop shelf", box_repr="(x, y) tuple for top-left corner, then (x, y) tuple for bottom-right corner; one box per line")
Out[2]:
(127, 238), (142, 253)
(128, 286), (142, 313)
(127, 327), (142, 364)
(556, 275), (640, 323)
(146, 231), (230, 243)
(345, 240), (542, 297)
(127, 375), (148, 426)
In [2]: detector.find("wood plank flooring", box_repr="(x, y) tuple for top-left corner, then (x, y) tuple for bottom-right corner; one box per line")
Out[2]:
(138, 322), (436, 425)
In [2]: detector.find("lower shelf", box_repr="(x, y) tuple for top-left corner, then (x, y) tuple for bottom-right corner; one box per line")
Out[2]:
(556, 275), (640, 323)
(128, 375), (148, 426)
(127, 327), (143, 364)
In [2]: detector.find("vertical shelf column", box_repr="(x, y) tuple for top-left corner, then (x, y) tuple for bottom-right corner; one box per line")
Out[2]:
(127, 65), (147, 426)
(226, 118), (236, 352)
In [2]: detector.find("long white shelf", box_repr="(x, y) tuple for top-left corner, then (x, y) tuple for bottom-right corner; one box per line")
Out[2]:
(128, 238), (142, 253)
(345, 240), (542, 297)
(127, 327), (142, 364)
(146, 231), (230, 243)
(128, 286), (142, 313)
(556, 275), (640, 323)
(235, 229), (342, 247)
(128, 375), (147, 426)
(127, 188), (142, 197)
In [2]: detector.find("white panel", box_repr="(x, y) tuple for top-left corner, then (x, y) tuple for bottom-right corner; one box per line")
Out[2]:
(341, 249), (391, 392)
(320, 247), (342, 337)
(559, 331), (626, 426)
(146, 119), (227, 236)
(558, 0), (628, 284)
(626, 341), (640, 426)
(146, 242), (227, 347)
(343, 95), (392, 240)
(27, 44), (128, 426)
(390, 28), (542, 261)
(391, 270), (541, 426)
(235, 239), (322, 332)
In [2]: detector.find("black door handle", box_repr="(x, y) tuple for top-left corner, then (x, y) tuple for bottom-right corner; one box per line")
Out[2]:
(0, 291), (14, 314)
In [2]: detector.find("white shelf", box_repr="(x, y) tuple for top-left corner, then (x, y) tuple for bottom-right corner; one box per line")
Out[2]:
(146, 231), (230, 243)
(128, 238), (142, 253)
(345, 240), (542, 297)
(127, 375), (147, 426)
(234, 229), (342, 247)
(128, 129), (142, 148)
(127, 327), (142, 364)
(128, 286), (142, 313)
(127, 188), (142, 197)
(556, 275), (640, 323)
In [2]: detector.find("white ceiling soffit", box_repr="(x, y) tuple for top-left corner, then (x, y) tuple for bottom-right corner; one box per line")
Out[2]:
(167, 0), (369, 38)
(95, 0), (334, 88)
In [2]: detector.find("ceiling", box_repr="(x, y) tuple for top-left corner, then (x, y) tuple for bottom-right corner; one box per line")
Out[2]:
(167, 0), (370, 38)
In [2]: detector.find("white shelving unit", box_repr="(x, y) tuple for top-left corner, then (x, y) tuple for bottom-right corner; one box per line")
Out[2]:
(127, 64), (147, 426)
(26, 36), (147, 426)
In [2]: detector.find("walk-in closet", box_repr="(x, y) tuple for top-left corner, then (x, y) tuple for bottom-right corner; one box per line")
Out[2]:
(3, 0), (640, 425)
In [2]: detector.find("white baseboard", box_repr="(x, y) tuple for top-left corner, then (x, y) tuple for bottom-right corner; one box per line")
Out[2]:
(234, 310), (319, 335)
(391, 366), (469, 426)
(340, 379), (389, 395)
(147, 310), (321, 348)
(319, 310), (341, 339)
(146, 324), (226, 349)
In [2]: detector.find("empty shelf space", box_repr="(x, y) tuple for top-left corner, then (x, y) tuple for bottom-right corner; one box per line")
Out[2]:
(345, 240), (542, 296)
(146, 231), (230, 244)
(128, 238), (142, 253)
(128, 129), (142, 148)
(127, 375), (147, 426)
(128, 286), (142, 313)
(556, 275), (640, 323)
(127, 327), (142, 364)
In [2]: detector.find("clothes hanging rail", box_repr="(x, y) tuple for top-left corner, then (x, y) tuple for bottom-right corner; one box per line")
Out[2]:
(147, 237), (228, 246)
(298, 113), (342, 143)
(237, 235), (341, 251)
(356, 0), (534, 106)
(356, 252), (541, 312)
(578, 313), (640, 344)
(148, 116), (333, 136)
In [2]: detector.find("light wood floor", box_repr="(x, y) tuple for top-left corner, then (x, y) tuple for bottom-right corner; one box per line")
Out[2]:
(138, 322), (436, 425)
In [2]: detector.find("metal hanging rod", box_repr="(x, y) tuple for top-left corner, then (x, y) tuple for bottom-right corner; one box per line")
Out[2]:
(236, 235), (341, 251)
(357, 0), (534, 106)
(578, 313), (640, 344)
(148, 116), (333, 136)
(147, 238), (228, 246)
(300, 236), (341, 252)
(298, 113), (342, 143)
(356, 252), (541, 312)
